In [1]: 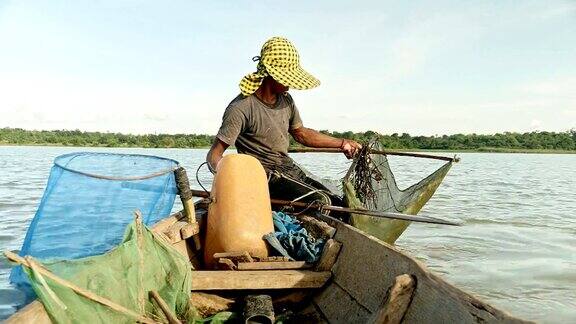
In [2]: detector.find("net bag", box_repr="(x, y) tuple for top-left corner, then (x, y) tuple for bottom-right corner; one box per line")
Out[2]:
(10, 152), (179, 290)
(15, 218), (195, 323)
(343, 142), (454, 244)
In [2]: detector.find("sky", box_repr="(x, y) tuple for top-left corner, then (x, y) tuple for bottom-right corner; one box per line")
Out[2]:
(0, 0), (574, 136)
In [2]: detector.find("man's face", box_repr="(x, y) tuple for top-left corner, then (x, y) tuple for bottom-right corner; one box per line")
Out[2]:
(270, 78), (289, 94)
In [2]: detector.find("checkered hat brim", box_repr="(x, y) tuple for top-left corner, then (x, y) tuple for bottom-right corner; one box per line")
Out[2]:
(239, 37), (320, 96)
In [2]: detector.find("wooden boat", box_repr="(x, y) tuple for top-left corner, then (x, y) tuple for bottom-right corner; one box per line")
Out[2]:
(6, 199), (529, 323)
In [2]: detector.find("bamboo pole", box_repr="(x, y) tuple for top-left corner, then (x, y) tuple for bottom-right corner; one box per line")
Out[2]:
(174, 167), (201, 250)
(149, 290), (182, 324)
(288, 147), (460, 162)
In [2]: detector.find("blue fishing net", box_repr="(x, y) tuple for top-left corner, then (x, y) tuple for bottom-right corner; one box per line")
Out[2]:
(10, 152), (179, 290)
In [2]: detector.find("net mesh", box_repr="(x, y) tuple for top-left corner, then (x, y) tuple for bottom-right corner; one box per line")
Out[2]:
(10, 152), (179, 292)
(343, 142), (454, 244)
(20, 219), (195, 323)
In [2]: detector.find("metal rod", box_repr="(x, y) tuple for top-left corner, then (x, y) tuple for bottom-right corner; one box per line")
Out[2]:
(191, 190), (460, 226)
(288, 147), (460, 162)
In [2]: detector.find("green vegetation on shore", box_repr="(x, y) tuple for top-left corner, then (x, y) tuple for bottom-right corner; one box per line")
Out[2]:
(1, 127), (575, 152)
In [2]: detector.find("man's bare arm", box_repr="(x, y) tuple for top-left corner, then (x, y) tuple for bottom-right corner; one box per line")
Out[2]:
(206, 139), (229, 173)
(290, 127), (362, 158)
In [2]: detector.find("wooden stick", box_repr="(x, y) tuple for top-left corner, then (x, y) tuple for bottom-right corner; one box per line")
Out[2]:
(3, 251), (158, 324)
(288, 147), (459, 162)
(25, 256), (67, 310)
(149, 290), (182, 324)
(371, 274), (416, 324)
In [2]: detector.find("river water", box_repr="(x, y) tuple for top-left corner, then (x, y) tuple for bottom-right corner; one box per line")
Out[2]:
(0, 146), (574, 322)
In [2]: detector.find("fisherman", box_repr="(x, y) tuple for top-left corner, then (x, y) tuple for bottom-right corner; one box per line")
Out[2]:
(206, 37), (362, 202)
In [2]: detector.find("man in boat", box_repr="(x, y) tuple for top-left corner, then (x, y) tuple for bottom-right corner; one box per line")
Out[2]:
(206, 37), (361, 203)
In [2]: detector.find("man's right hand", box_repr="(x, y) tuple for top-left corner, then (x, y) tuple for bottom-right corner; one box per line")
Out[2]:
(341, 139), (362, 159)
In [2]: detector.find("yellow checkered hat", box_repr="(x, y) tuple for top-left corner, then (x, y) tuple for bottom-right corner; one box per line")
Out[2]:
(239, 37), (320, 96)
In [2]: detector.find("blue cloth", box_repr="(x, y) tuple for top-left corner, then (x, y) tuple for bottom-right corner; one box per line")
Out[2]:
(264, 212), (325, 263)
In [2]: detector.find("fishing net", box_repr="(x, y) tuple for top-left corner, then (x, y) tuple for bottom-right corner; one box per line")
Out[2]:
(16, 218), (196, 323)
(10, 152), (179, 291)
(343, 142), (454, 244)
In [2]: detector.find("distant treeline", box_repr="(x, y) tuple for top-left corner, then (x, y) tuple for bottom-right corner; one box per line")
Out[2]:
(1, 127), (576, 151)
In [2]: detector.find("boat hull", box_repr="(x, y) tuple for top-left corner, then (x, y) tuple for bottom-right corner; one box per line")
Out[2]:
(6, 209), (529, 323)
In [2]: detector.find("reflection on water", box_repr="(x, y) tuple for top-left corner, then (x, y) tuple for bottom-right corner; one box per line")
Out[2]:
(1, 146), (575, 322)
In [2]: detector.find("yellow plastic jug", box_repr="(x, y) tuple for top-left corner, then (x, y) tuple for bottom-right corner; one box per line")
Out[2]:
(204, 154), (273, 267)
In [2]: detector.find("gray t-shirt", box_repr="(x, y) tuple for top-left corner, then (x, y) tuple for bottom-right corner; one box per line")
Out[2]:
(216, 93), (303, 172)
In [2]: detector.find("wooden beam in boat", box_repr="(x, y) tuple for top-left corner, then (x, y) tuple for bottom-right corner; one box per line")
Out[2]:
(152, 210), (186, 232)
(237, 261), (311, 271)
(180, 223), (200, 240)
(191, 270), (331, 290)
(164, 221), (189, 243)
(315, 239), (342, 272)
(370, 274), (416, 324)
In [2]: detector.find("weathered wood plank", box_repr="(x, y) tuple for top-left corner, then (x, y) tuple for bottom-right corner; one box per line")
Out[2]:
(191, 270), (331, 290)
(315, 239), (342, 272)
(217, 258), (237, 271)
(213, 251), (253, 263)
(151, 210), (186, 233)
(237, 261), (311, 271)
(163, 221), (188, 243)
(313, 282), (371, 323)
(370, 274), (415, 324)
(180, 223), (200, 240)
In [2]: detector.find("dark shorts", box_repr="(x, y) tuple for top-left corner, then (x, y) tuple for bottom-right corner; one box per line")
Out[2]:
(265, 163), (343, 207)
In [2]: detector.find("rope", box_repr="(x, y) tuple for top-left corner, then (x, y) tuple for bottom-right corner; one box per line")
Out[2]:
(290, 189), (324, 203)
(195, 162), (211, 197)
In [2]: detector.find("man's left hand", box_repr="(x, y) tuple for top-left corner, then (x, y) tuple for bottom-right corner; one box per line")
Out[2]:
(341, 139), (362, 159)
